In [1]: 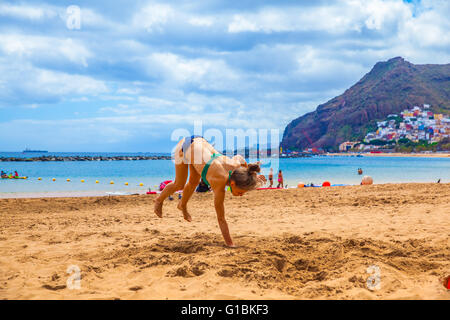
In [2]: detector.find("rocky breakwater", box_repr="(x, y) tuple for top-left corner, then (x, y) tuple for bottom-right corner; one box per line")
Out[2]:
(0, 155), (172, 162)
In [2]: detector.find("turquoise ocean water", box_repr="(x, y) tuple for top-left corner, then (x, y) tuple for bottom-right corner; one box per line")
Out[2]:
(0, 152), (449, 194)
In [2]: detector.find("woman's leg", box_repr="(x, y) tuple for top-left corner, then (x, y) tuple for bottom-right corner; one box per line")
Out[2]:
(154, 162), (188, 218)
(177, 164), (201, 222)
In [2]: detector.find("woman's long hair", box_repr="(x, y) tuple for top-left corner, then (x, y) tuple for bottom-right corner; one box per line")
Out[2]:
(230, 163), (263, 190)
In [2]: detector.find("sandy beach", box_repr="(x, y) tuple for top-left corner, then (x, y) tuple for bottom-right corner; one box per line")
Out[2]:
(0, 183), (449, 300)
(327, 152), (450, 158)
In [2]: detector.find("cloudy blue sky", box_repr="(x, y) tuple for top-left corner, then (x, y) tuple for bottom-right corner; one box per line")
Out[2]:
(0, 0), (449, 152)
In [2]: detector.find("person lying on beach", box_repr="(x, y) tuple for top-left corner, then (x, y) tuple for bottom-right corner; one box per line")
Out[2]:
(154, 136), (266, 247)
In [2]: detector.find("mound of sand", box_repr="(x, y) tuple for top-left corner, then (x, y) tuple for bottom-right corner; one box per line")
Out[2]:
(0, 183), (449, 299)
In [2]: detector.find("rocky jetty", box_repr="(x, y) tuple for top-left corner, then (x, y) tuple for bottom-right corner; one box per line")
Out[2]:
(0, 155), (172, 162)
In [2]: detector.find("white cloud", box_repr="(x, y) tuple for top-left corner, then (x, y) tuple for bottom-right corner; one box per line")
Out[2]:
(227, 0), (414, 34)
(397, 6), (450, 48)
(116, 87), (142, 95)
(73, 7), (112, 28)
(146, 53), (240, 90)
(132, 3), (174, 32)
(137, 96), (175, 109)
(227, 6), (356, 33)
(188, 16), (214, 27)
(7, 111), (275, 131)
(99, 95), (136, 101)
(228, 15), (259, 33)
(0, 3), (57, 20)
(0, 118), (133, 145)
(35, 69), (108, 96)
(358, 0), (412, 31)
(0, 3), (123, 37)
(0, 34), (92, 67)
(71, 97), (89, 102)
(0, 61), (108, 105)
(295, 46), (366, 78)
(99, 104), (142, 115)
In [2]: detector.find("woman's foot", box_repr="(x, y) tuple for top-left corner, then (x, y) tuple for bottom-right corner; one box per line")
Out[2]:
(154, 199), (163, 218)
(177, 202), (192, 222)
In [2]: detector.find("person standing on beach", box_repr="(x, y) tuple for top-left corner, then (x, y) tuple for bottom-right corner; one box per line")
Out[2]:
(277, 170), (284, 188)
(268, 168), (273, 188)
(154, 136), (266, 247)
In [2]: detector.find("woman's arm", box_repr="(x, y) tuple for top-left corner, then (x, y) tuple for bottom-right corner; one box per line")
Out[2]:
(213, 188), (235, 247)
(258, 175), (267, 184)
(231, 154), (247, 167)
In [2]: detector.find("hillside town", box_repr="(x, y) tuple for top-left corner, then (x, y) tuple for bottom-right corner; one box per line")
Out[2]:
(339, 104), (450, 152)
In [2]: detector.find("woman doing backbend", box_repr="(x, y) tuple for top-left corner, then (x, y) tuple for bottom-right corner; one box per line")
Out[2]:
(154, 136), (266, 247)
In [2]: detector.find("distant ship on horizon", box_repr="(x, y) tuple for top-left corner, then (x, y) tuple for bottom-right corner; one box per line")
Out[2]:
(23, 148), (48, 153)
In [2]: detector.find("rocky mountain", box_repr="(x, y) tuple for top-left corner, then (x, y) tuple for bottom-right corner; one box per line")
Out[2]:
(281, 57), (450, 151)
